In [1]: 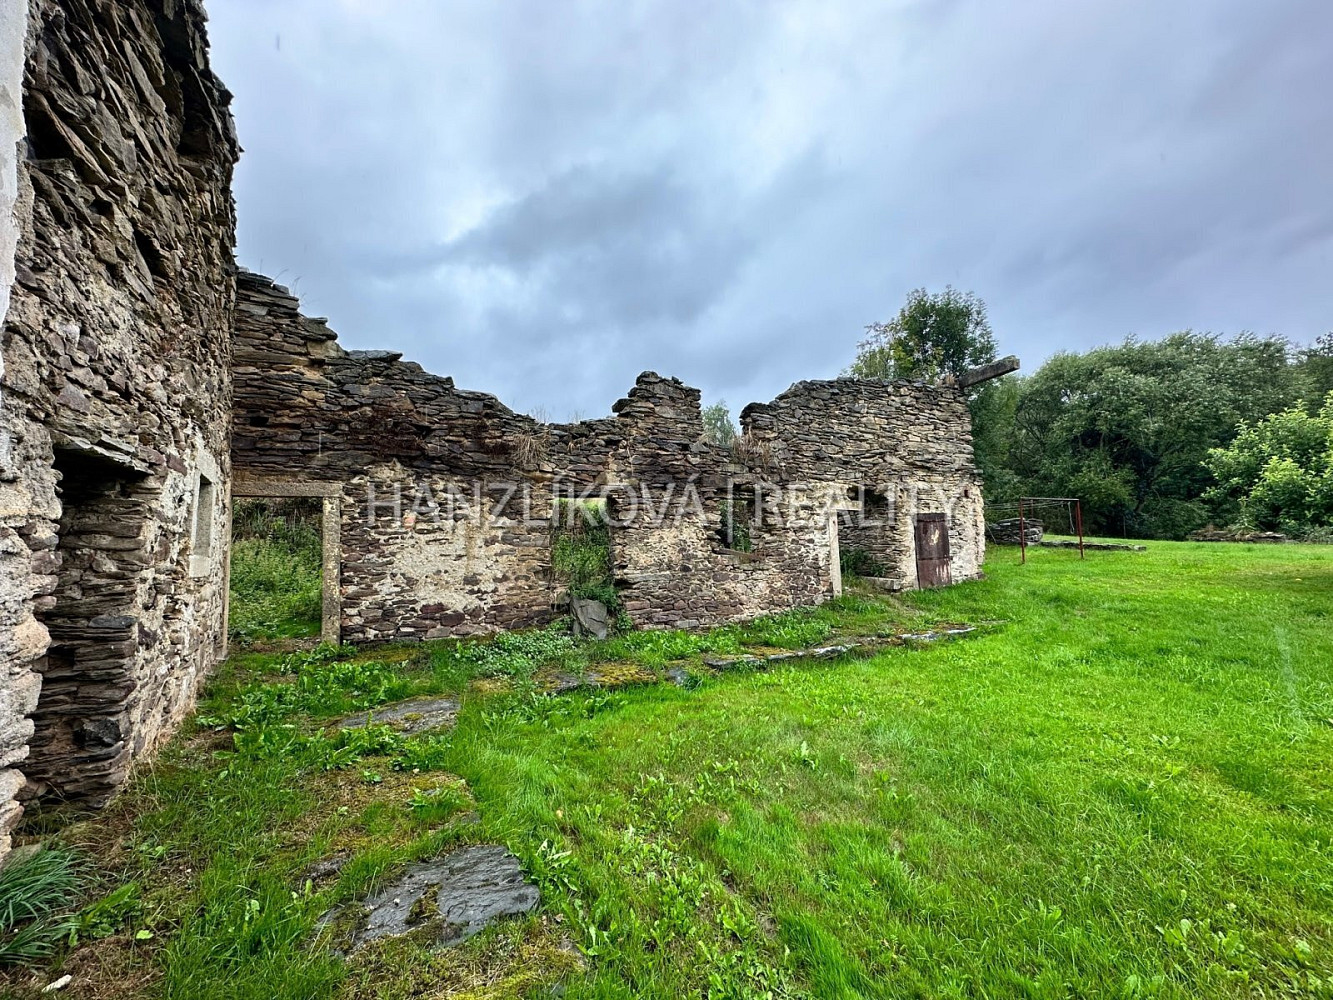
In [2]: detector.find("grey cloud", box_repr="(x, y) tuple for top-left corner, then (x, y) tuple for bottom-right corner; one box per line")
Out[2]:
(206, 0), (1333, 419)
(385, 164), (756, 327)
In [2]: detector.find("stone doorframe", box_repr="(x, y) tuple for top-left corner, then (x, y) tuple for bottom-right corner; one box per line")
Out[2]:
(229, 481), (342, 646)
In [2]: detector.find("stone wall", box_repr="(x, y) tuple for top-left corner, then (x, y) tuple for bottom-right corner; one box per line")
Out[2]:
(0, 0), (237, 856)
(233, 271), (992, 642)
(0, 0), (32, 867)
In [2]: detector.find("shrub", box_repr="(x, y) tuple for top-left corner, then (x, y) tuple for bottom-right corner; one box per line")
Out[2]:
(840, 546), (886, 578)
(1205, 394), (1333, 531)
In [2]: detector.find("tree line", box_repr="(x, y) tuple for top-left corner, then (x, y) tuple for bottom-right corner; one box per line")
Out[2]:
(845, 289), (1333, 540)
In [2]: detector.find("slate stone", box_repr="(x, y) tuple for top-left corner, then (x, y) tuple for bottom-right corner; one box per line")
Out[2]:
(571, 598), (610, 640)
(335, 696), (459, 734)
(349, 845), (540, 950)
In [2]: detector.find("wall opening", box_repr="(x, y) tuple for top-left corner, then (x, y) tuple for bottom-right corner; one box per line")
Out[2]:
(839, 485), (893, 578)
(227, 483), (341, 646)
(193, 473), (215, 560)
(551, 498), (617, 614)
(227, 496), (325, 643)
(718, 491), (756, 553)
(28, 447), (150, 807)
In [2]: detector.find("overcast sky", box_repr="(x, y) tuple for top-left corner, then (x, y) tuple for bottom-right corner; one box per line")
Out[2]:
(206, 0), (1333, 421)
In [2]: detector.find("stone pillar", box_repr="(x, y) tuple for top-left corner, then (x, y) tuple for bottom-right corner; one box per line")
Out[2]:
(0, 0), (35, 869)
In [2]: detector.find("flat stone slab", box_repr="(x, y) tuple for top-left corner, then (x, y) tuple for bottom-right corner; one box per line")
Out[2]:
(701, 628), (977, 669)
(1037, 540), (1146, 551)
(335, 696), (459, 734)
(346, 845), (539, 950)
(898, 627), (976, 641)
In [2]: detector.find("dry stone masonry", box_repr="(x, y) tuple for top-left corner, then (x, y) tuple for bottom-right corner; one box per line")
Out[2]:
(0, 0), (236, 861)
(0, 0), (1016, 868)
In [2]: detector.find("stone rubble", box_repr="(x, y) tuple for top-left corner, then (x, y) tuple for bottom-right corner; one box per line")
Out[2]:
(986, 518), (1044, 545)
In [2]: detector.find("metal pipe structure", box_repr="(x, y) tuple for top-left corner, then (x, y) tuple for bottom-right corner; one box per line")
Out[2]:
(992, 497), (1088, 564)
(1018, 497), (1027, 565)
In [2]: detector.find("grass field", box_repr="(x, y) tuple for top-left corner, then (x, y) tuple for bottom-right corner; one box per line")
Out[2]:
(5, 542), (1331, 999)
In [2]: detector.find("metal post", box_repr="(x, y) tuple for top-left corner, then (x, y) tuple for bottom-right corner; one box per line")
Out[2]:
(1075, 499), (1085, 560)
(1019, 496), (1027, 564)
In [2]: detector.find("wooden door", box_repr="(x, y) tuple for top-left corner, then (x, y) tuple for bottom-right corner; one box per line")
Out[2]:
(914, 513), (952, 588)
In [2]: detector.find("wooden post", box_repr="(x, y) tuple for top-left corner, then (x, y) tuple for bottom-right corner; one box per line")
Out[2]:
(1075, 499), (1085, 560)
(1019, 497), (1027, 565)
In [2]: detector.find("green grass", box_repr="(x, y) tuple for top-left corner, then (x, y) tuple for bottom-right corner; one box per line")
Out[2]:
(11, 542), (1333, 999)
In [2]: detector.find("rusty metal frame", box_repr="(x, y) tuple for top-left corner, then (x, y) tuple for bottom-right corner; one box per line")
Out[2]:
(228, 480), (342, 645)
(1017, 496), (1084, 563)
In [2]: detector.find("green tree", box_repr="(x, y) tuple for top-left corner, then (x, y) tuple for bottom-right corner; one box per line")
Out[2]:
(847, 286), (997, 381)
(1297, 333), (1333, 414)
(702, 400), (737, 448)
(1204, 392), (1333, 531)
(1003, 333), (1302, 538)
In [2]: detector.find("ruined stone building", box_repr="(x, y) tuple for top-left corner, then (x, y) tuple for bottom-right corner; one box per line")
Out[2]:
(231, 271), (1007, 645)
(0, 0), (1016, 864)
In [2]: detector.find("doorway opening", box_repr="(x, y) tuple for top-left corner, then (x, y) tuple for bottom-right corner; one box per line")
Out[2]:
(227, 483), (341, 646)
(228, 497), (324, 643)
(839, 485), (893, 579)
(28, 447), (149, 806)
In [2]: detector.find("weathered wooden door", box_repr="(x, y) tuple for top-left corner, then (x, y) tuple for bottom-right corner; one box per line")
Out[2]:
(914, 513), (952, 588)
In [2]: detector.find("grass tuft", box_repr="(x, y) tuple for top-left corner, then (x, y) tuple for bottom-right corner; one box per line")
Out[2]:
(0, 848), (88, 967)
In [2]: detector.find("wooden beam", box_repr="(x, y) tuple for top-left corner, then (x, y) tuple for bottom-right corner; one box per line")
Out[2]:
(953, 355), (1020, 389)
(230, 479), (342, 498)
